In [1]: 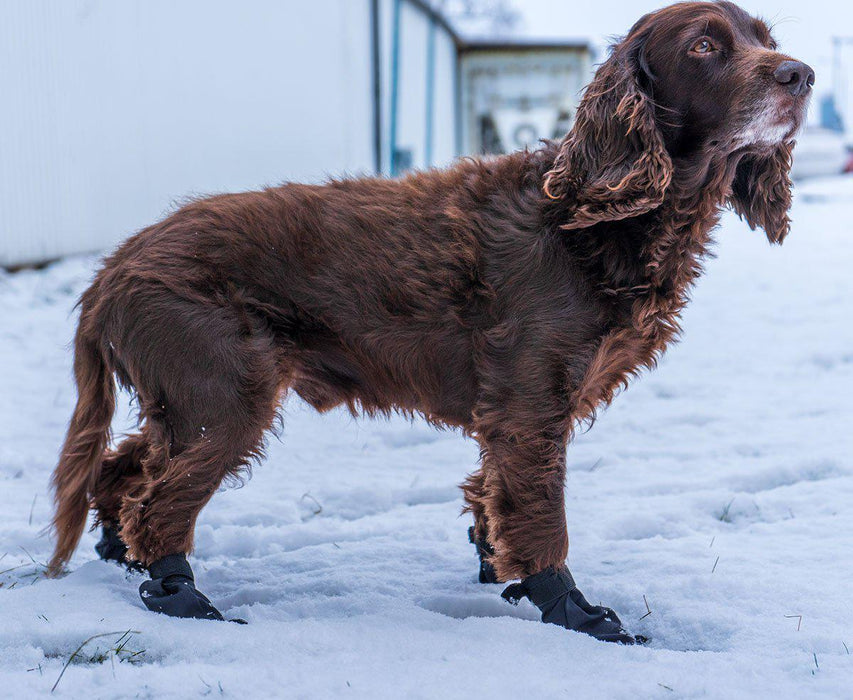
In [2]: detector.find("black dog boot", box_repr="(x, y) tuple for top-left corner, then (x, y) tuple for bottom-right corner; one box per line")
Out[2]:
(468, 526), (499, 584)
(139, 554), (226, 621)
(95, 525), (144, 572)
(501, 565), (641, 644)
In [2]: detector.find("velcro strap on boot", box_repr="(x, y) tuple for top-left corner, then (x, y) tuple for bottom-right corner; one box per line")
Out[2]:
(501, 565), (576, 607)
(148, 553), (194, 582)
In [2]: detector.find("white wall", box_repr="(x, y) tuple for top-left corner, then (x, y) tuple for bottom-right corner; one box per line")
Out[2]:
(0, 0), (461, 266)
(0, 0), (374, 266)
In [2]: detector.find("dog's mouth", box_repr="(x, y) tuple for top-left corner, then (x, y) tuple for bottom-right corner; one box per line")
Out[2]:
(733, 95), (810, 148)
(768, 111), (803, 143)
(776, 92), (811, 136)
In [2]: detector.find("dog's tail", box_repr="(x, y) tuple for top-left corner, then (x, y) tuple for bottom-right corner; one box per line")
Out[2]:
(48, 314), (115, 576)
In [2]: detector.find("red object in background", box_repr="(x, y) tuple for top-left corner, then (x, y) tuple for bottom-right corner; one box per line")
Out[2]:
(844, 150), (853, 174)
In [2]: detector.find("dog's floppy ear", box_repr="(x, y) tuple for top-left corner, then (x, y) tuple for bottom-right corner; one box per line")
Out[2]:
(544, 34), (672, 230)
(728, 142), (794, 244)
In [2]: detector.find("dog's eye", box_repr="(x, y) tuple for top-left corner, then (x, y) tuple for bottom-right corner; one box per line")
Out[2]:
(691, 38), (716, 54)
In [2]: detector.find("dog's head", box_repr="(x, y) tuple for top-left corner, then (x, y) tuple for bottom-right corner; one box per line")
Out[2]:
(545, 1), (813, 243)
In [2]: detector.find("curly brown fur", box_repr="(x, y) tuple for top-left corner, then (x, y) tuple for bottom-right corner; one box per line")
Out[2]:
(49, 2), (811, 582)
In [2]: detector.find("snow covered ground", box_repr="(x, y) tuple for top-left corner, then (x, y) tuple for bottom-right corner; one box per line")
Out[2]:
(1, 177), (852, 699)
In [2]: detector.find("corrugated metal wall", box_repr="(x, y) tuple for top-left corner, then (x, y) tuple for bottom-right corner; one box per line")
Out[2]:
(0, 0), (459, 267)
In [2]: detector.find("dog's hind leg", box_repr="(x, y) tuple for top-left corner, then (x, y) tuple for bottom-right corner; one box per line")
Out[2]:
(114, 298), (282, 621)
(90, 433), (149, 568)
(121, 435), (252, 621)
(121, 390), (278, 619)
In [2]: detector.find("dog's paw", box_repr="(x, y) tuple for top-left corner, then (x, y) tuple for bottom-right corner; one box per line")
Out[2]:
(138, 553), (229, 622)
(139, 575), (225, 621)
(502, 565), (640, 644)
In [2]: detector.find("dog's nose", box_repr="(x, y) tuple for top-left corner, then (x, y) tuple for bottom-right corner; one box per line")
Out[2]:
(774, 60), (815, 97)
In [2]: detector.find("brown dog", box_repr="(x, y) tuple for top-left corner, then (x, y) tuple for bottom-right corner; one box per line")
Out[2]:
(49, 1), (812, 640)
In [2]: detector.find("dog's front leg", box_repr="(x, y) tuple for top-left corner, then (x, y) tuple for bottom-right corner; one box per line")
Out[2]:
(476, 431), (569, 582)
(473, 430), (638, 644)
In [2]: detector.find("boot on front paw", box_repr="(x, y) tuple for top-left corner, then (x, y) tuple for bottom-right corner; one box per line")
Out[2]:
(95, 524), (144, 572)
(138, 553), (233, 622)
(501, 565), (643, 645)
(468, 526), (499, 584)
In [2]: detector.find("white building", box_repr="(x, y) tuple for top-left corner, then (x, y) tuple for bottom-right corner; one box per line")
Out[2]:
(0, 1), (591, 267)
(460, 40), (592, 156)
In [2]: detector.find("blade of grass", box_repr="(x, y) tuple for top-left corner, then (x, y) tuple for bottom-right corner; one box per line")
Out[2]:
(51, 630), (140, 693)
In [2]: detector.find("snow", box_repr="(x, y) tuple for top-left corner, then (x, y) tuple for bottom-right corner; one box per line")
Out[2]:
(1, 177), (853, 698)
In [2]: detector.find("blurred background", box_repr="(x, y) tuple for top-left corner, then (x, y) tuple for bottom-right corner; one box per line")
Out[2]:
(0, 0), (850, 268)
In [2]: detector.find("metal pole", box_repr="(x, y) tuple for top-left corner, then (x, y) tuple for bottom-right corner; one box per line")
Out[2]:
(389, 0), (402, 176)
(425, 14), (436, 168)
(832, 36), (853, 133)
(370, 0), (382, 175)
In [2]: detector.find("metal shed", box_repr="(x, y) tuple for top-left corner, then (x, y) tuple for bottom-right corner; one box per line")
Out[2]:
(0, 1), (592, 267)
(459, 40), (593, 157)
(0, 0), (460, 267)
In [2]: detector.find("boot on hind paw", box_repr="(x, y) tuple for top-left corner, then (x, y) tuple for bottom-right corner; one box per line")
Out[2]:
(138, 553), (245, 623)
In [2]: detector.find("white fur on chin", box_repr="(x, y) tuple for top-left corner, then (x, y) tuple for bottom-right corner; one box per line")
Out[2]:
(734, 97), (799, 147)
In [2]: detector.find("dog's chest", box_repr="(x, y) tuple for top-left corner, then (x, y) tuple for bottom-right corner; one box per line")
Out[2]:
(569, 272), (692, 423)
